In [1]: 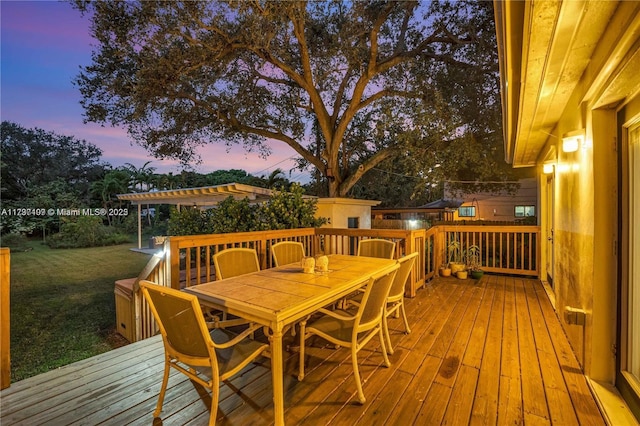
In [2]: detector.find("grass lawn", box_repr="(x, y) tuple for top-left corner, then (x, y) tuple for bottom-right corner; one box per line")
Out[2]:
(9, 241), (151, 382)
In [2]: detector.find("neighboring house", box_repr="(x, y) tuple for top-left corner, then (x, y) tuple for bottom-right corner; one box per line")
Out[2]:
(495, 1), (640, 422)
(444, 178), (538, 222)
(371, 201), (460, 226)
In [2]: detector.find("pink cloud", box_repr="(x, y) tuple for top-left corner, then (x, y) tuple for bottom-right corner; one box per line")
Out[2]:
(1, 1), (94, 51)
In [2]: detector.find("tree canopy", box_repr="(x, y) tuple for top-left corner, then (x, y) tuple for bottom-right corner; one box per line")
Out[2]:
(74, 0), (508, 198)
(1, 121), (105, 201)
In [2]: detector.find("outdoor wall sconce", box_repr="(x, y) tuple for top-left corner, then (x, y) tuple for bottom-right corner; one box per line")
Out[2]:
(562, 130), (585, 153)
(543, 163), (554, 174)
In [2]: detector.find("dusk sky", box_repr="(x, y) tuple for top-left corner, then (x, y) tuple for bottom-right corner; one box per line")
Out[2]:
(1, 0), (306, 181)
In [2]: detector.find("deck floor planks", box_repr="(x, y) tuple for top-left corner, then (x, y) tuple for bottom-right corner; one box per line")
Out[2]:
(462, 274), (497, 370)
(469, 274), (504, 425)
(498, 275), (524, 424)
(524, 278), (580, 425)
(514, 277), (550, 420)
(1, 342), (165, 415)
(0, 276), (608, 426)
(534, 282), (606, 426)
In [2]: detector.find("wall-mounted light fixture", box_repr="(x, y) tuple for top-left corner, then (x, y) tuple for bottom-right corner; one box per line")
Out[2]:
(562, 129), (585, 153)
(543, 163), (555, 174)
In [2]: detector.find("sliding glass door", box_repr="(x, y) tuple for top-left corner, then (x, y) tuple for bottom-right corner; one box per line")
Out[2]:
(619, 121), (640, 419)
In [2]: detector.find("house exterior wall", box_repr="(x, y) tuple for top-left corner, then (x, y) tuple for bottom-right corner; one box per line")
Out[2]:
(315, 198), (379, 229)
(538, 28), (633, 389)
(445, 178), (538, 222)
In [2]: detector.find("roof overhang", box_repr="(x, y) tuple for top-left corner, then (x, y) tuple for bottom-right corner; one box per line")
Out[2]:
(117, 183), (275, 206)
(494, 0), (639, 167)
(316, 198), (381, 207)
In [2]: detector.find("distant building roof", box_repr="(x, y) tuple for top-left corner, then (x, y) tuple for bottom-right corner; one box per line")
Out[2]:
(419, 199), (463, 209)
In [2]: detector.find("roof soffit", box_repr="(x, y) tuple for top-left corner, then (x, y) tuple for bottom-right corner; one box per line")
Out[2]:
(513, 1), (618, 166)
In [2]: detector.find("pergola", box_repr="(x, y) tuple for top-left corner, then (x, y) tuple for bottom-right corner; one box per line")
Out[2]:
(117, 183), (275, 249)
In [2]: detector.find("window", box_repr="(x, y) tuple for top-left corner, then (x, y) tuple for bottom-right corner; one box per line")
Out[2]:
(458, 206), (475, 217)
(515, 205), (536, 217)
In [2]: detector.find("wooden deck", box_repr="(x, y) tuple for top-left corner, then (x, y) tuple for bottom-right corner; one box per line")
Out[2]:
(0, 275), (605, 425)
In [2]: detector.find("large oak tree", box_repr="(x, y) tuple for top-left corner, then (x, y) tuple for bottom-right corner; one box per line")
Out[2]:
(74, 0), (500, 197)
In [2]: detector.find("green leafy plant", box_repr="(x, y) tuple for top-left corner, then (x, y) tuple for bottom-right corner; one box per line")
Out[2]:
(465, 244), (482, 271)
(167, 183), (327, 236)
(447, 238), (462, 264)
(257, 183), (326, 230)
(47, 216), (130, 248)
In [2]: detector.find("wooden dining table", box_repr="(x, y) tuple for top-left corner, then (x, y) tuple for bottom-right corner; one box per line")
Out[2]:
(184, 254), (398, 426)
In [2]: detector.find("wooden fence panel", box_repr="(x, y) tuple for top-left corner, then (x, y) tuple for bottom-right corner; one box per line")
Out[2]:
(1, 248), (10, 390)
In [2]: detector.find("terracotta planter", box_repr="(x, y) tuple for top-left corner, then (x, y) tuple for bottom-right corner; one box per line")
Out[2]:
(456, 270), (468, 279)
(440, 267), (452, 277)
(450, 262), (465, 274)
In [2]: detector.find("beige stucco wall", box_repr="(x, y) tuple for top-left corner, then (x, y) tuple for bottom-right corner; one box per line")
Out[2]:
(314, 198), (379, 229)
(544, 67), (627, 385)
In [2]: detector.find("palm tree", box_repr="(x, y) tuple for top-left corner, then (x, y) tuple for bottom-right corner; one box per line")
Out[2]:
(90, 170), (129, 226)
(264, 168), (289, 189)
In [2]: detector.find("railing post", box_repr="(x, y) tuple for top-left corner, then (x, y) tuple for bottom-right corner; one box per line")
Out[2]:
(1, 248), (10, 390)
(168, 237), (180, 290)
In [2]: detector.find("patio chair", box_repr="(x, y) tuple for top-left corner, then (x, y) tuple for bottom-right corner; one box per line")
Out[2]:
(271, 241), (305, 267)
(346, 252), (417, 354)
(213, 248), (260, 279)
(139, 281), (268, 426)
(297, 263), (399, 404)
(357, 238), (396, 259)
(210, 248), (260, 328)
(382, 252), (417, 353)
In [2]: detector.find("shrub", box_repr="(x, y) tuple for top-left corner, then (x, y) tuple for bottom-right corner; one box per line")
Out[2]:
(0, 232), (31, 252)
(47, 216), (131, 248)
(167, 206), (212, 236)
(209, 197), (258, 233)
(167, 183), (326, 236)
(257, 183), (326, 230)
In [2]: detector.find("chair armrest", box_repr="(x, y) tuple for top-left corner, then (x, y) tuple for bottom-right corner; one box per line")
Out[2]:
(316, 308), (356, 322)
(213, 323), (262, 349)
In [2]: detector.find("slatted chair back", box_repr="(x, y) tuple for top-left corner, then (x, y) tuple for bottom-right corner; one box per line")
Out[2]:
(388, 252), (418, 301)
(357, 238), (395, 259)
(142, 281), (213, 360)
(357, 266), (398, 332)
(271, 241), (305, 267)
(140, 281), (267, 425)
(213, 248), (260, 280)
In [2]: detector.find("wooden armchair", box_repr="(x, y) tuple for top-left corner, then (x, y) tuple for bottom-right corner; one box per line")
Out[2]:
(297, 264), (399, 404)
(357, 238), (396, 259)
(346, 252), (417, 354)
(208, 247), (261, 328)
(139, 281), (268, 425)
(382, 252), (418, 353)
(271, 241), (305, 267)
(213, 248), (260, 279)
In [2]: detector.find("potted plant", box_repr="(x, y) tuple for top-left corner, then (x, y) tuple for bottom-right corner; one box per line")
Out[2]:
(447, 238), (465, 274)
(465, 244), (484, 280)
(439, 263), (452, 277)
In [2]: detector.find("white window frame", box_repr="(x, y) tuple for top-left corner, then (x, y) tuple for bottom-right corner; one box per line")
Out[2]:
(458, 206), (475, 217)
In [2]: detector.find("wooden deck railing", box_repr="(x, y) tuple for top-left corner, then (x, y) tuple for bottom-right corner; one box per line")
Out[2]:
(430, 225), (540, 276)
(1, 248), (10, 390)
(164, 228), (428, 294)
(131, 224), (539, 341)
